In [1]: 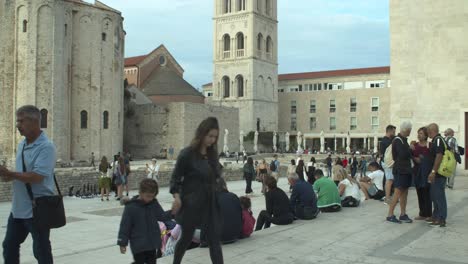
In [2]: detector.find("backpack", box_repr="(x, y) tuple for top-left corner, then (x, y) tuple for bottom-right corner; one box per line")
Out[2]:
(437, 136), (456, 177)
(383, 137), (402, 168)
(270, 160), (277, 172)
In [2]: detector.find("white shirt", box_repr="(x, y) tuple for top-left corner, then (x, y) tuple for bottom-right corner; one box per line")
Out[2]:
(368, 170), (384, 190)
(339, 179), (361, 200)
(147, 164), (160, 179)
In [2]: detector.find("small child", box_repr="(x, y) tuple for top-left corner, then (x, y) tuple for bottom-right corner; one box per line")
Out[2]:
(117, 179), (170, 264)
(239, 196), (256, 238)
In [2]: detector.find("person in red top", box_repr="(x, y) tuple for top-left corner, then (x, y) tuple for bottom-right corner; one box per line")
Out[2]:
(239, 196), (255, 238)
(410, 127), (432, 221)
(342, 157), (348, 168)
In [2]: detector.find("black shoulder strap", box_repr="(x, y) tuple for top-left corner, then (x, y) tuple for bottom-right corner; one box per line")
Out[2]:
(22, 143), (62, 203)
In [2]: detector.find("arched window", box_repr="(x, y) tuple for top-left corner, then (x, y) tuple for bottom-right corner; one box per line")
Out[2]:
(236, 75), (244, 97)
(266, 36), (272, 52)
(223, 34), (231, 51)
(257, 33), (263, 50)
(236, 32), (244, 57)
(223, 0), (231, 13)
(223, 34), (231, 59)
(222, 76), (230, 98)
(80, 110), (88, 129)
(265, 0), (271, 15)
(40, 109), (48, 128)
(103, 111), (109, 129)
(22, 20), (28, 32)
(237, 0), (246, 11)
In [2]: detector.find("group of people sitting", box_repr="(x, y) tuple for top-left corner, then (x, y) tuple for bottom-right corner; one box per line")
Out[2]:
(255, 160), (387, 232)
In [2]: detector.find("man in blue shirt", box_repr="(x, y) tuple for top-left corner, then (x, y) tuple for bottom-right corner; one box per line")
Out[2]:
(0, 105), (56, 263)
(288, 172), (318, 220)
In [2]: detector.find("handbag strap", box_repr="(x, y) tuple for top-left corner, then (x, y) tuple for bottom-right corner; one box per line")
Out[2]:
(22, 143), (63, 202)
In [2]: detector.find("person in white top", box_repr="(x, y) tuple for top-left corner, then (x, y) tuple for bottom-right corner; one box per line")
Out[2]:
(360, 162), (385, 200)
(146, 159), (160, 181)
(339, 176), (361, 201)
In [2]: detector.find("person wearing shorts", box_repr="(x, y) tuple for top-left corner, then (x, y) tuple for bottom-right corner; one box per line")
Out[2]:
(380, 125), (396, 204)
(387, 122), (413, 224)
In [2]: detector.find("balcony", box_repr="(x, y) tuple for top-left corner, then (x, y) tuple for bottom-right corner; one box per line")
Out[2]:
(236, 49), (245, 57)
(223, 51), (231, 59)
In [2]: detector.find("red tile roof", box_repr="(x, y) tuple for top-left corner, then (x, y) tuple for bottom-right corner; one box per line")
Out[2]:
(279, 66), (390, 81)
(202, 66), (390, 87)
(124, 55), (147, 67)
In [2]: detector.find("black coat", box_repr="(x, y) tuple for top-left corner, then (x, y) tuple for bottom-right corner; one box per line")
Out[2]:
(218, 191), (242, 243)
(117, 197), (170, 254)
(170, 147), (222, 232)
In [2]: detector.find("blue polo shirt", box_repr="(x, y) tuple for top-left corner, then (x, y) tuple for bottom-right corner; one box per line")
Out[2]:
(12, 132), (56, 219)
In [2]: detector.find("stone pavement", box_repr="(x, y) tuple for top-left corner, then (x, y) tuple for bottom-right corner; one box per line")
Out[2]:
(0, 176), (467, 264)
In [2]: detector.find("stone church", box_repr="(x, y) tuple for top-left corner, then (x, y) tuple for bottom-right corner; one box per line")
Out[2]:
(0, 0), (125, 164)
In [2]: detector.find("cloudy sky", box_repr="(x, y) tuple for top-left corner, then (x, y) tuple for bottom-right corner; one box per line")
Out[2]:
(100, 0), (389, 88)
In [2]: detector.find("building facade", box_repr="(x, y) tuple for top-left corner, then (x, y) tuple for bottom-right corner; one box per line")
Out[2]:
(390, 0), (468, 170)
(278, 67), (390, 152)
(209, 0), (279, 133)
(0, 0), (125, 163)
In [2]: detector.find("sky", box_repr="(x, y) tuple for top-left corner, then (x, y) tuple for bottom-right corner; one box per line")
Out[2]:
(98, 0), (390, 89)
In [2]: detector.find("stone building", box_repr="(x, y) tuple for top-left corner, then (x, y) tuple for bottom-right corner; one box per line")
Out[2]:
(0, 0), (125, 163)
(206, 66), (390, 153)
(390, 0), (468, 170)
(124, 45), (204, 104)
(208, 0), (279, 133)
(124, 87), (239, 159)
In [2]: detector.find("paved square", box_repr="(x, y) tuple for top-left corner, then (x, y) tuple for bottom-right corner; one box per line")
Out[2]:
(0, 176), (467, 264)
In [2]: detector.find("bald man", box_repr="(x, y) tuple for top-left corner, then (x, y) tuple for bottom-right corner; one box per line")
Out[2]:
(427, 123), (448, 227)
(444, 128), (459, 189)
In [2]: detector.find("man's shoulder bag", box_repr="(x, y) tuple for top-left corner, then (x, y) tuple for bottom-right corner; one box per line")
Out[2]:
(22, 145), (66, 230)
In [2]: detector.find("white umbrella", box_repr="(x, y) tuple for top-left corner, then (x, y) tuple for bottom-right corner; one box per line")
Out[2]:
(273, 131), (277, 152)
(373, 135), (378, 153)
(346, 133), (351, 153)
(285, 132), (290, 152)
(297, 131), (303, 152)
(223, 129), (229, 153)
(254, 131), (259, 153)
(320, 131), (325, 153)
(239, 130), (244, 152)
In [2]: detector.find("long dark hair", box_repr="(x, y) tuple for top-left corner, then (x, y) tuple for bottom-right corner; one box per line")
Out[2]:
(190, 117), (220, 179)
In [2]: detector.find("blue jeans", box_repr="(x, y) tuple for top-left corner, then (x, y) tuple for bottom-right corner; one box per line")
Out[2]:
(430, 176), (447, 221)
(3, 214), (53, 264)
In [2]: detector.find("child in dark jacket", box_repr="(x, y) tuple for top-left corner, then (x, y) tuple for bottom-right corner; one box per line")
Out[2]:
(240, 196), (256, 238)
(117, 179), (170, 264)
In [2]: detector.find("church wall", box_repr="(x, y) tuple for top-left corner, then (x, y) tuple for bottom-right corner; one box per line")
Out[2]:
(390, 0), (468, 170)
(0, 0), (124, 164)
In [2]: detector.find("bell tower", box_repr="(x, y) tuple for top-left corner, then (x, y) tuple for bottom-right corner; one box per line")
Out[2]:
(212, 0), (278, 133)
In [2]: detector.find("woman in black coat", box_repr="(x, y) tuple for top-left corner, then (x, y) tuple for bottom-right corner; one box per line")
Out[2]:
(243, 157), (255, 195)
(170, 117), (224, 264)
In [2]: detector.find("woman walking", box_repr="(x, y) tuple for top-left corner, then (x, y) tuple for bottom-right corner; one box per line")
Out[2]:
(243, 157), (255, 195)
(98, 156), (111, 201)
(306, 157), (316, 184)
(256, 159), (269, 194)
(115, 156), (127, 200)
(170, 117), (224, 264)
(296, 160), (306, 182)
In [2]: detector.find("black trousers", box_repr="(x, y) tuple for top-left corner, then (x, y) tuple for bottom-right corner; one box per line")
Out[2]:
(294, 206), (318, 220)
(133, 250), (156, 264)
(255, 210), (293, 231)
(320, 205), (342, 213)
(416, 186), (432, 218)
(173, 223), (223, 264)
(245, 178), (253, 194)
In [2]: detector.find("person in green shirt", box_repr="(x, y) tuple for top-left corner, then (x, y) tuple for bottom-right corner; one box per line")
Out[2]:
(313, 169), (342, 212)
